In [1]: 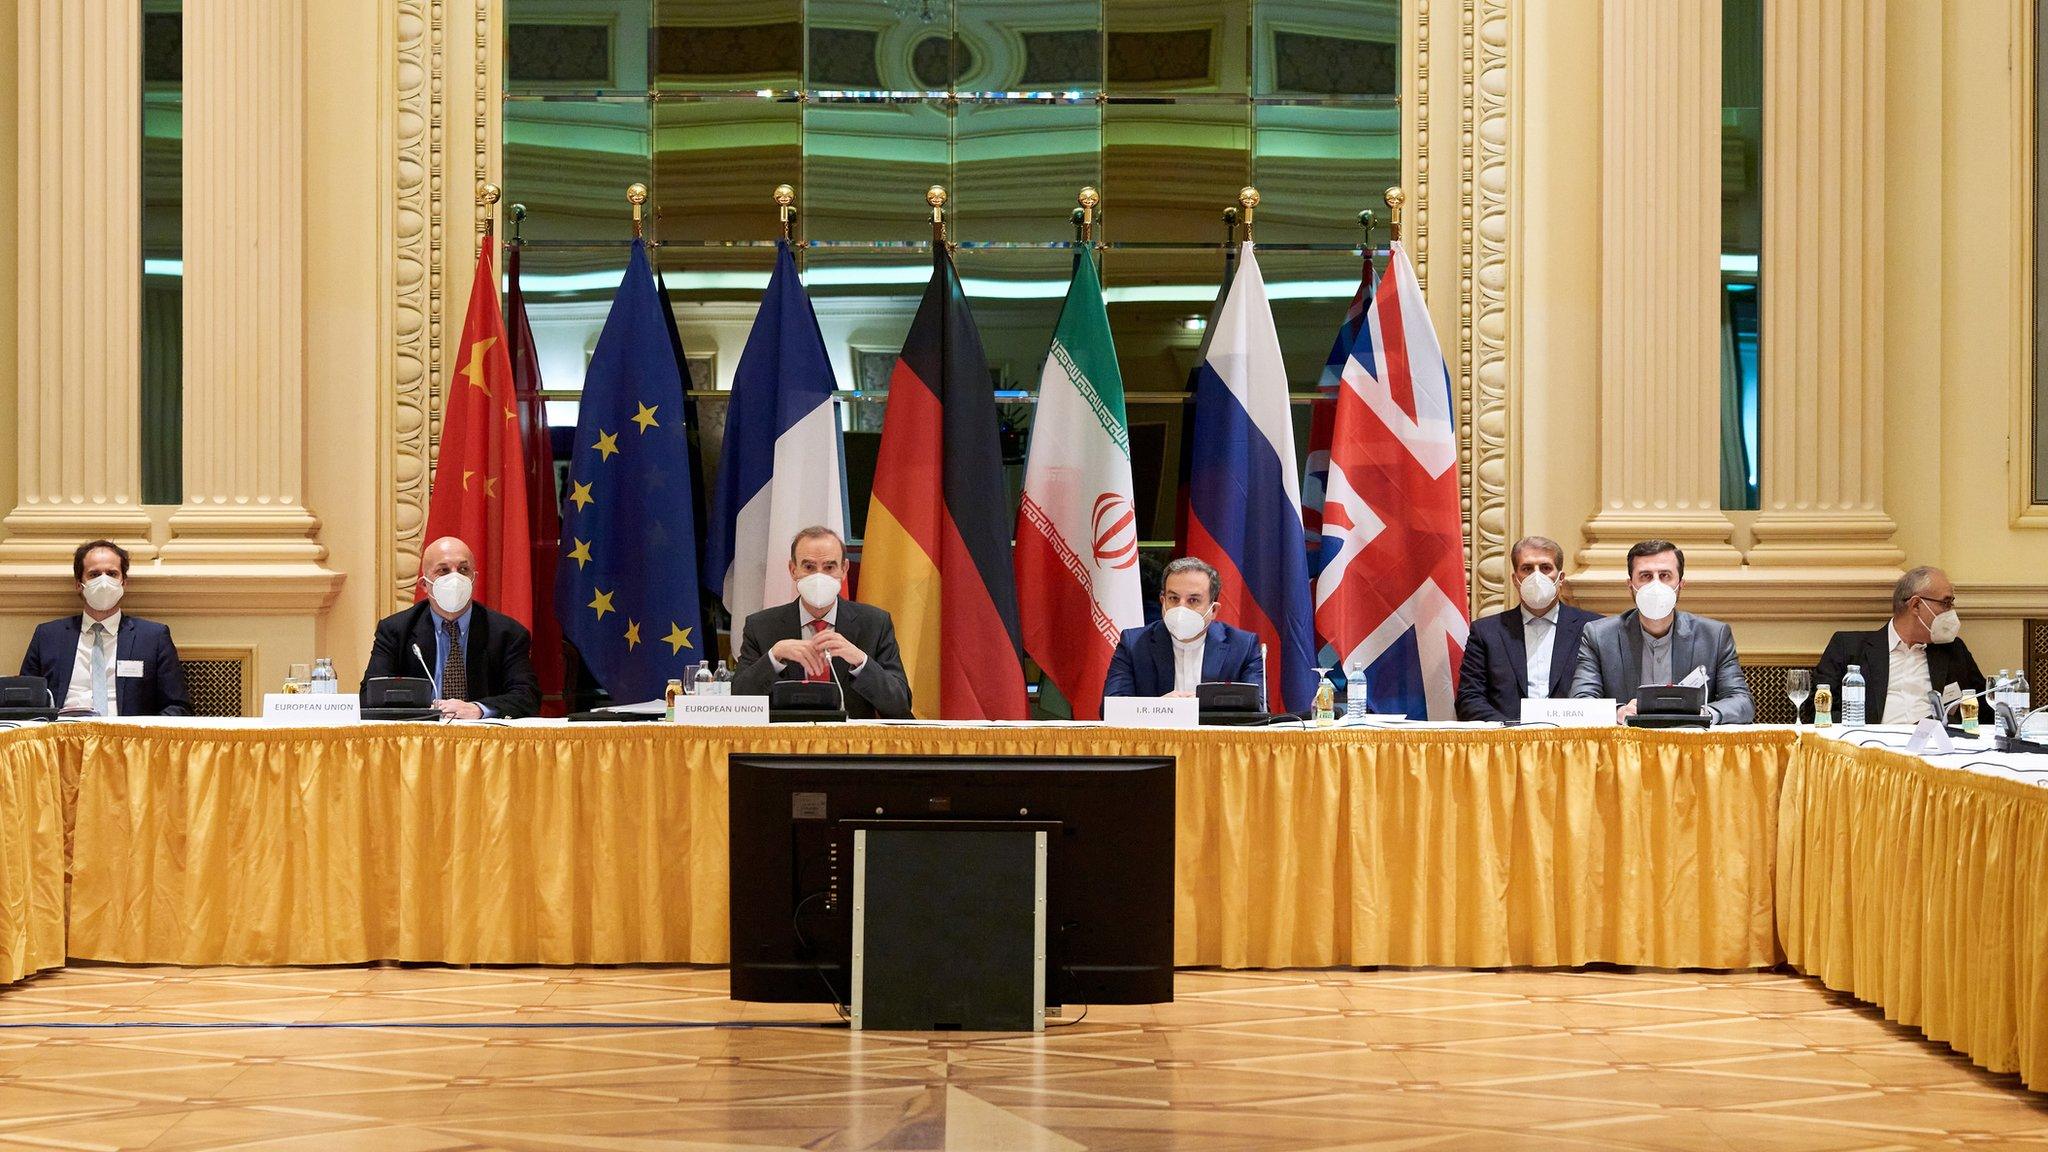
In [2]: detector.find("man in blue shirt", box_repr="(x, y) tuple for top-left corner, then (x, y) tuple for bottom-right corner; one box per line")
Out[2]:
(360, 536), (540, 719)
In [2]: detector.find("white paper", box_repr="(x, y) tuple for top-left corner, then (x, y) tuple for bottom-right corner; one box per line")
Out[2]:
(671, 695), (771, 726)
(116, 660), (144, 678)
(1520, 698), (1617, 727)
(1103, 696), (1200, 729)
(1904, 717), (1957, 756)
(1678, 666), (1709, 689)
(261, 693), (361, 726)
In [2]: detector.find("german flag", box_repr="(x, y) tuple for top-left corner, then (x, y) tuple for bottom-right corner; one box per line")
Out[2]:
(860, 245), (1028, 720)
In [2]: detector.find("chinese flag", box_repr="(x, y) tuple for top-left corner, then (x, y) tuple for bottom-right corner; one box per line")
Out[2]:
(421, 244), (534, 626)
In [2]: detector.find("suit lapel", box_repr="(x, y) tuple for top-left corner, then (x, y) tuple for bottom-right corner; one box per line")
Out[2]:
(466, 606), (491, 695)
(49, 617), (81, 705)
(1145, 625), (1175, 694)
(1859, 630), (1890, 714)
(1672, 613), (1698, 682)
(410, 607), (440, 684)
(113, 618), (137, 715)
(1501, 611), (1529, 696)
(1199, 622), (1231, 683)
(1548, 611), (1585, 696)
(1621, 611), (1645, 691)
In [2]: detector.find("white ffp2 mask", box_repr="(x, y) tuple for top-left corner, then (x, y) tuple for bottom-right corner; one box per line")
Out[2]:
(1925, 607), (1961, 645)
(1517, 571), (1558, 613)
(1633, 580), (1678, 622)
(1163, 605), (1210, 643)
(81, 575), (124, 613)
(428, 572), (474, 615)
(797, 572), (840, 610)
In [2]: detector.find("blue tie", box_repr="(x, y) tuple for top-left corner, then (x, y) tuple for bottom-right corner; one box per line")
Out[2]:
(89, 622), (110, 715)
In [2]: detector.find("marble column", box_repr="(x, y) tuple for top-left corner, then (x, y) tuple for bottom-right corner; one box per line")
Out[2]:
(1746, 0), (1903, 569)
(162, 0), (326, 563)
(0, 0), (156, 562)
(1578, 0), (1742, 570)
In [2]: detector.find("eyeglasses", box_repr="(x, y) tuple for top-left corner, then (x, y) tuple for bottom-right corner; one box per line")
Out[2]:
(1915, 595), (1957, 611)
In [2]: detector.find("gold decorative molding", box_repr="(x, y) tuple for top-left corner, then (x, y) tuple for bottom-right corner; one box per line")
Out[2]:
(391, 0), (443, 611)
(1465, 0), (1513, 614)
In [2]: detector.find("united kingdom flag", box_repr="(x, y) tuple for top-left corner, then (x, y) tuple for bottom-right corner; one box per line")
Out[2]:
(1314, 240), (1469, 719)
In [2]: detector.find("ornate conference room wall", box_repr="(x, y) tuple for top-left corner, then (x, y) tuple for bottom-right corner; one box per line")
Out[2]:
(0, 0), (2038, 705)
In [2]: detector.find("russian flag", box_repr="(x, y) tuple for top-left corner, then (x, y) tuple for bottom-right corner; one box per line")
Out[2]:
(1184, 243), (1317, 714)
(704, 241), (847, 632)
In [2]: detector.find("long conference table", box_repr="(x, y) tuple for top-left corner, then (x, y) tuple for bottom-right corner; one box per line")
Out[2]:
(0, 718), (2042, 1089)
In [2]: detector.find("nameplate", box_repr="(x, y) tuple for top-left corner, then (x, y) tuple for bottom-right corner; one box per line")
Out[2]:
(1520, 698), (1617, 727)
(671, 695), (771, 726)
(262, 693), (361, 725)
(1904, 717), (1956, 756)
(1103, 696), (1199, 729)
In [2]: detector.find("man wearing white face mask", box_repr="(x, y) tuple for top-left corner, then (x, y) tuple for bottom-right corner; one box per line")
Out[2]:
(1569, 539), (1753, 724)
(19, 539), (191, 716)
(360, 535), (540, 719)
(1455, 536), (1603, 721)
(1102, 557), (1264, 700)
(1808, 566), (1985, 725)
(730, 526), (912, 719)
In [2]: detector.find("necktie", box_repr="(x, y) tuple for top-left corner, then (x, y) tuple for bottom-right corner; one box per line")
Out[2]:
(89, 622), (110, 715)
(807, 618), (832, 683)
(442, 618), (469, 701)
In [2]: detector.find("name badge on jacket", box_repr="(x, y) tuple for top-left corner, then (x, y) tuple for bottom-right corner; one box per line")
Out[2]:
(116, 660), (145, 678)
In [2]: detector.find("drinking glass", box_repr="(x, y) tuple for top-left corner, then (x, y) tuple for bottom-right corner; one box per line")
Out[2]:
(286, 662), (311, 694)
(1784, 670), (1812, 728)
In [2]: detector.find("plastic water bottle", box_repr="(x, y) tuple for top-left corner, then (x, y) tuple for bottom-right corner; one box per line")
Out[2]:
(310, 657), (337, 694)
(1345, 664), (1369, 721)
(692, 662), (714, 696)
(1841, 664), (1866, 726)
(1992, 670), (2011, 716)
(713, 659), (733, 696)
(2014, 669), (2033, 715)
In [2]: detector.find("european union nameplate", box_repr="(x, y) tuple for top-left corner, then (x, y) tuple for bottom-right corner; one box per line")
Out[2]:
(1103, 697), (1199, 729)
(671, 695), (771, 726)
(262, 693), (362, 726)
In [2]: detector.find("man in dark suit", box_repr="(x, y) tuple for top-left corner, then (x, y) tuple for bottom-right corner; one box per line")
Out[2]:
(1570, 539), (1753, 724)
(20, 539), (190, 716)
(731, 526), (913, 719)
(360, 535), (540, 719)
(1103, 557), (1264, 700)
(1809, 565), (1986, 724)
(1456, 535), (1602, 721)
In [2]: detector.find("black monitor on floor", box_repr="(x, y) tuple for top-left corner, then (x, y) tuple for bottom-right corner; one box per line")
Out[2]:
(728, 753), (1175, 1009)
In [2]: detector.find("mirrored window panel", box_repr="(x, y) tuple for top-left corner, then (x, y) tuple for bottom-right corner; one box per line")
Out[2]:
(142, 0), (183, 505)
(505, 99), (652, 243)
(654, 0), (802, 93)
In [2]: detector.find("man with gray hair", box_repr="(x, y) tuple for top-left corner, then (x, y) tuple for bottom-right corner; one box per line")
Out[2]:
(1809, 565), (1986, 724)
(1102, 556), (1264, 701)
(1455, 535), (1603, 721)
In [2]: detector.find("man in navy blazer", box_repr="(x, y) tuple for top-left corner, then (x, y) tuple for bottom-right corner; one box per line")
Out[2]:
(1455, 535), (1601, 722)
(1103, 557), (1264, 699)
(19, 539), (191, 716)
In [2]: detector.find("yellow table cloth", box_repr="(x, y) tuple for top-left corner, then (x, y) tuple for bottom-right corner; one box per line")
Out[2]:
(0, 727), (76, 985)
(53, 723), (1789, 971)
(1779, 736), (2048, 1091)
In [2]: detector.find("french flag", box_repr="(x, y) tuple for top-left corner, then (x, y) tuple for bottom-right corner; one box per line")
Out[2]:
(1184, 243), (1317, 714)
(704, 240), (847, 633)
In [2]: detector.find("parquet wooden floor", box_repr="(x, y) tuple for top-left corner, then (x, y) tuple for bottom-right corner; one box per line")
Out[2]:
(0, 965), (2041, 1150)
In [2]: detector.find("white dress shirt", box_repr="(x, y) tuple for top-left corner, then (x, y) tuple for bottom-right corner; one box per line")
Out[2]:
(65, 611), (121, 716)
(1521, 603), (1561, 699)
(1171, 632), (1205, 695)
(1882, 620), (1933, 724)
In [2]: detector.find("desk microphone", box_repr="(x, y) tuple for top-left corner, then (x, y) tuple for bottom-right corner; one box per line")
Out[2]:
(1926, 687), (1994, 724)
(411, 643), (439, 697)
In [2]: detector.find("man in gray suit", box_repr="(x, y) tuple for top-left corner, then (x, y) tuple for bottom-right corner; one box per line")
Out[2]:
(1569, 539), (1753, 724)
(731, 525), (913, 719)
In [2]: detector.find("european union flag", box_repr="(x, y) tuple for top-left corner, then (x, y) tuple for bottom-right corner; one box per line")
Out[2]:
(555, 238), (704, 703)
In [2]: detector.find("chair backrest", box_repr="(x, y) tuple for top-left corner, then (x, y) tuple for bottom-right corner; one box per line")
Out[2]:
(0, 676), (53, 708)
(1740, 658), (1816, 726)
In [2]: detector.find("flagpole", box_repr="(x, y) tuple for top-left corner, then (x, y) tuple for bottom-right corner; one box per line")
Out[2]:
(479, 182), (499, 246)
(927, 184), (948, 249)
(511, 202), (525, 246)
(773, 183), (797, 245)
(1385, 186), (1405, 243)
(1220, 206), (1239, 279)
(1358, 209), (1375, 280)
(627, 182), (647, 239)
(1238, 186), (1259, 244)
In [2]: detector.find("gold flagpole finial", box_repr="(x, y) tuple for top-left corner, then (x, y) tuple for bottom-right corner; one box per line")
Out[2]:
(773, 183), (796, 243)
(1237, 186), (1260, 242)
(1384, 186), (1405, 243)
(927, 185), (948, 244)
(510, 203), (527, 245)
(479, 183), (500, 238)
(627, 183), (649, 239)
(1077, 185), (1099, 245)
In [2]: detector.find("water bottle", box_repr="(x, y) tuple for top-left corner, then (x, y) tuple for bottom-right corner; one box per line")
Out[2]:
(1312, 674), (1335, 725)
(692, 662), (714, 696)
(1841, 664), (1865, 726)
(2014, 669), (2033, 715)
(713, 659), (733, 696)
(309, 657), (337, 694)
(1993, 670), (2012, 716)
(1345, 664), (1369, 721)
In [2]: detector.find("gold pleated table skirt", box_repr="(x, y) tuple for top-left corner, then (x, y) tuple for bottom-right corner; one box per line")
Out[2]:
(1, 723), (2042, 1089)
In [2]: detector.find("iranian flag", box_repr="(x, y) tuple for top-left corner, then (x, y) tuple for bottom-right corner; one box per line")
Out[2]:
(1014, 253), (1144, 719)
